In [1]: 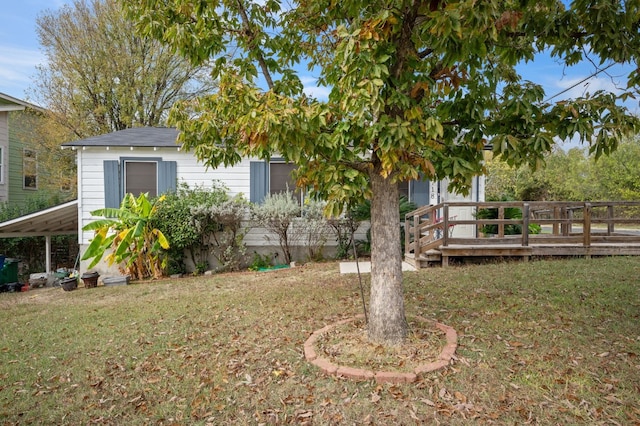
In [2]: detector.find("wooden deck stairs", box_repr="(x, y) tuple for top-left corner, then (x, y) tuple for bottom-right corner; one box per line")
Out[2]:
(404, 201), (640, 268)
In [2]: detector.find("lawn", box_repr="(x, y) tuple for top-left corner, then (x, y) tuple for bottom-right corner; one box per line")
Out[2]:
(0, 257), (638, 425)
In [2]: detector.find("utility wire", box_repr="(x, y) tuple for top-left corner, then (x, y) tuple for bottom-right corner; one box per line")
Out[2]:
(543, 62), (617, 103)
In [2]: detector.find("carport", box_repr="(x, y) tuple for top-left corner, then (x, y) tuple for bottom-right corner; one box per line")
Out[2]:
(0, 200), (78, 274)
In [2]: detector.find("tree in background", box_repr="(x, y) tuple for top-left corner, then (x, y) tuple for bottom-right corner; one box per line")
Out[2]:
(11, 111), (78, 200)
(126, 1), (639, 345)
(485, 137), (640, 202)
(31, 0), (216, 139)
(592, 137), (640, 201)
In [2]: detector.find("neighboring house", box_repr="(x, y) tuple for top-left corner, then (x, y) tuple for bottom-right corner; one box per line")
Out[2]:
(62, 127), (483, 274)
(0, 93), (50, 209)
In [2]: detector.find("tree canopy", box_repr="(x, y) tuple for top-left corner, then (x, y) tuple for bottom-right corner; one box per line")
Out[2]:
(125, 0), (640, 345)
(486, 137), (640, 202)
(32, 0), (216, 138)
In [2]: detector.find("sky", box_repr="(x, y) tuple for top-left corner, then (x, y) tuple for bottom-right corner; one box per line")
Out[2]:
(1, 0), (637, 122)
(0, 0), (70, 100)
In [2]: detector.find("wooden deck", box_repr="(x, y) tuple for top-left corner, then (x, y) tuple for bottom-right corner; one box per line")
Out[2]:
(404, 201), (640, 268)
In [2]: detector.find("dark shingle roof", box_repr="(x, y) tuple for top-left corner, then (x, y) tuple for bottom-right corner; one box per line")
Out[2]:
(61, 127), (181, 148)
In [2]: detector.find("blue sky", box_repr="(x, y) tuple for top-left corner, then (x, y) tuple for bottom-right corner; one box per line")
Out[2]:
(1, 0), (637, 123)
(0, 0), (70, 100)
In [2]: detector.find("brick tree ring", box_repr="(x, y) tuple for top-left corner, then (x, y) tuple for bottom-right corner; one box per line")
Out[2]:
(304, 314), (458, 384)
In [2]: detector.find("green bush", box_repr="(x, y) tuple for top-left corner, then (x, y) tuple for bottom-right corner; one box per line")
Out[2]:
(251, 190), (300, 264)
(476, 204), (541, 236)
(152, 182), (229, 273)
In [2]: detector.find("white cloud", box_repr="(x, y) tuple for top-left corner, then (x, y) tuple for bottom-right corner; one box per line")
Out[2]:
(300, 75), (330, 101)
(0, 46), (45, 96)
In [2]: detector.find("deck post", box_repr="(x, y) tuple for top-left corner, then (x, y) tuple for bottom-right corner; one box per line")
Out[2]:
(498, 206), (505, 237)
(405, 212), (411, 255)
(443, 204), (449, 247)
(522, 203), (530, 247)
(413, 213), (420, 261)
(607, 205), (615, 235)
(584, 202), (591, 249)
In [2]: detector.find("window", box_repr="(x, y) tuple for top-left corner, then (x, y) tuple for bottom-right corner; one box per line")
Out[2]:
(23, 149), (37, 189)
(103, 158), (176, 208)
(250, 161), (432, 207)
(269, 162), (301, 203)
(250, 160), (301, 204)
(124, 161), (157, 198)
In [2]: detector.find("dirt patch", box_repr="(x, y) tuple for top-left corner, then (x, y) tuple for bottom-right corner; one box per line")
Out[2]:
(315, 316), (448, 373)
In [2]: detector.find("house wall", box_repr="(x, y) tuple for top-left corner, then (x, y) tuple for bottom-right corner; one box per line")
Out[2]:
(75, 145), (483, 275)
(76, 146), (251, 245)
(7, 110), (49, 209)
(0, 113), (8, 202)
(76, 145), (358, 275)
(442, 175), (485, 238)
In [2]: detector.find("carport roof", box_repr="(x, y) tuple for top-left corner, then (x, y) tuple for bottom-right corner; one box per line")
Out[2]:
(0, 200), (78, 238)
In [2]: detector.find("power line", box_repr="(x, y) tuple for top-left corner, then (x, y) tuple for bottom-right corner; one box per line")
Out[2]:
(543, 62), (617, 103)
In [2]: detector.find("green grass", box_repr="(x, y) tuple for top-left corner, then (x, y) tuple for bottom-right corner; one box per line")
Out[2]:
(0, 257), (639, 424)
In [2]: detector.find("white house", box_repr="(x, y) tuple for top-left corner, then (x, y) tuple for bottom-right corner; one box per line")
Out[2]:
(62, 127), (484, 274)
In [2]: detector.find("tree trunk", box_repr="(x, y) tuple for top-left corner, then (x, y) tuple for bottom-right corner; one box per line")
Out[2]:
(367, 173), (407, 345)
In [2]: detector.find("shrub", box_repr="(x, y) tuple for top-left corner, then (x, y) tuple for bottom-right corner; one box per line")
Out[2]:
(252, 190), (301, 264)
(153, 182), (229, 273)
(299, 199), (331, 261)
(195, 195), (250, 272)
(476, 203), (542, 236)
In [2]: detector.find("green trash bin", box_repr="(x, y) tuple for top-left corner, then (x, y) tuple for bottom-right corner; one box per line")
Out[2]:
(1, 259), (19, 284)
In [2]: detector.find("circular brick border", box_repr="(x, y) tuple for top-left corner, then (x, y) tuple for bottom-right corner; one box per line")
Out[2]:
(304, 314), (457, 384)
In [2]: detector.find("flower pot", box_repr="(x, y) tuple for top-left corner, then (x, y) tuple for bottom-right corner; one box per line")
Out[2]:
(81, 272), (100, 289)
(61, 277), (78, 292)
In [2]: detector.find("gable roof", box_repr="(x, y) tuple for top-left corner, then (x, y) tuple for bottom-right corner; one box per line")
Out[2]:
(61, 127), (181, 148)
(0, 92), (45, 113)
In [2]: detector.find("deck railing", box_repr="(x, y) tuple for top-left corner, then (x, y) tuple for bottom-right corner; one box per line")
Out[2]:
(405, 201), (640, 261)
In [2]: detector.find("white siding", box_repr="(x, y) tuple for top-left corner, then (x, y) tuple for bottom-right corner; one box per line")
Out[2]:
(76, 146), (253, 245)
(443, 175), (485, 238)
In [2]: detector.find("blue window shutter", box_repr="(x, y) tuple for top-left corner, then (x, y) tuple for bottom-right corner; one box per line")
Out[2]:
(250, 161), (268, 204)
(103, 160), (122, 208)
(410, 175), (430, 207)
(158, 161), (177, 194)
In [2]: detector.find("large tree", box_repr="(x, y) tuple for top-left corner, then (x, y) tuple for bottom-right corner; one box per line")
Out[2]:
(32, 0), (216, 138)
(125, 0), (639, 345)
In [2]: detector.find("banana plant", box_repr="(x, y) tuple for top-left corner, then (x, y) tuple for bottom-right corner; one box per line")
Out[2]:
(82, 193), (170, 279)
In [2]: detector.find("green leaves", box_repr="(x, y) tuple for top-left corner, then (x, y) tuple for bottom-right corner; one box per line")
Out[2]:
(82, 193), (169, 279)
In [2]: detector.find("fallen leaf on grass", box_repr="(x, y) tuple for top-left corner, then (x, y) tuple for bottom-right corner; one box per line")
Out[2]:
(421, 398), (436, 406)
(454, 391), (467, 403)
(603, 395), (623, 404)
(296, 410), (313, 419)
